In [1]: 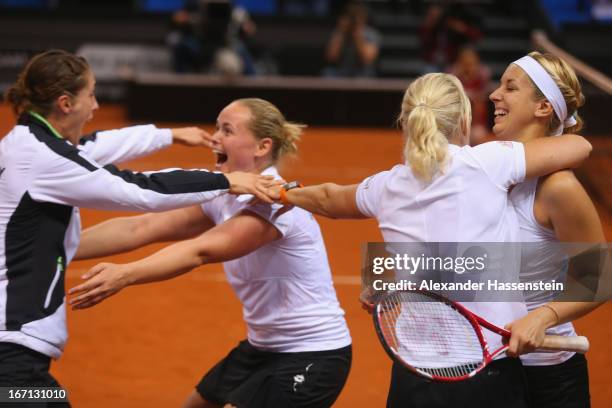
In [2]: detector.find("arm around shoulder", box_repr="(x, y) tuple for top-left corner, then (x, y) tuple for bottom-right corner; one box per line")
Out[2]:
(524, 134), (592, 179)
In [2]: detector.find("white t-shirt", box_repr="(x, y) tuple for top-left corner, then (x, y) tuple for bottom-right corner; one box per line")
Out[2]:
(201, 167), (351, 352)
(356, 141), (528, 357)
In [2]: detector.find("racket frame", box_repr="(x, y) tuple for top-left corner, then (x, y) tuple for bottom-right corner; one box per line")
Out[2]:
(372, 289), (510, 382)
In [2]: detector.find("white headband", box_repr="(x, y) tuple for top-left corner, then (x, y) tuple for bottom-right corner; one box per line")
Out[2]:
(513, 55), (577, 135)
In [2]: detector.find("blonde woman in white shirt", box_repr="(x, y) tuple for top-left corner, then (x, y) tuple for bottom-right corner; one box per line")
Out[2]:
(266, 72), (592, 408)
(491, 51), (605, 408)
(68, 98), (352, 408)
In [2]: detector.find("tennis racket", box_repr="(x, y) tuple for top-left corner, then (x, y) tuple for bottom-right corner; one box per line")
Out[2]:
(373, 290), (590, 382)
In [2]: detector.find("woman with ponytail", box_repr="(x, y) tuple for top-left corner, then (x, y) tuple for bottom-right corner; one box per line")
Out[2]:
(492, 51), (604, 407)
(261, 72), (594, 407)
(68, 98), (352, 408)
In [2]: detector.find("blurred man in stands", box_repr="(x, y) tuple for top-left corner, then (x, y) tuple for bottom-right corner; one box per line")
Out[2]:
(448, 47), (491, 145)
(167, 0), (256, 75)
(323, 1), (380, 78)
(420, 3), (482, 73)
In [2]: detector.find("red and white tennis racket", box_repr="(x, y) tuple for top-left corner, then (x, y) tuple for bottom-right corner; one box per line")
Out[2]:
(373, 290), (590, 382)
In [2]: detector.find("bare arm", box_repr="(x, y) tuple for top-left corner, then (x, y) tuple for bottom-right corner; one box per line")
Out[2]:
(280, 183), (367, 219)
(69, 211), (281, 308)
(326, 30), (346, 63)
(506, 171), (605, 356)
(352, 26), (379, 66)
(75, 205), (213, 260)
(326, 16), (351, 63)
(542, 171), (605, 320)
(524, 134), (592, 179)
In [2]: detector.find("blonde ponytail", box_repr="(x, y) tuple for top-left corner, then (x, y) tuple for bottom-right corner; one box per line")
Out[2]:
(404, 105), (449, 182)
(279, 122), (303, 157)
(236, 98), (306, 161)
(399, 73), (471, 182)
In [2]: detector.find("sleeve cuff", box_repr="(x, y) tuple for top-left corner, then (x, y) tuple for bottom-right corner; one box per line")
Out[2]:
(514, 142), (527, 184)
(158, 128), (173, 148)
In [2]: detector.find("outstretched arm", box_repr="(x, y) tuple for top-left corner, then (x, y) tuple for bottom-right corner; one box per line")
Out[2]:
(69, 211), (281, 308)
(75, 205), (214, 260)
(79, 126), (215, 166)
(273, 183), (367, 219)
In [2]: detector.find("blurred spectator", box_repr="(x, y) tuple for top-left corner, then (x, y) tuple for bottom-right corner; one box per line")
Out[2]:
(323, 2), (380, 78)
(448, 47), (491, 145)
(419, 3), (482, 72)
(167, 0), (256, 75)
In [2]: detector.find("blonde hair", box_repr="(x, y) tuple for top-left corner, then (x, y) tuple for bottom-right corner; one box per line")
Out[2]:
(527, 51), (585, 134)
(236, 98), (305, 161)
(398, 73), (471, 182)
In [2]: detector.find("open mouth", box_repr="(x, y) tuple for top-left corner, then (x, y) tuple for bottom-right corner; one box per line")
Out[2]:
(214, 150), (228, 168)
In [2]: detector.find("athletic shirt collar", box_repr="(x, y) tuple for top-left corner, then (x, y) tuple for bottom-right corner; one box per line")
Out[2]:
(18, 111), (64, 140)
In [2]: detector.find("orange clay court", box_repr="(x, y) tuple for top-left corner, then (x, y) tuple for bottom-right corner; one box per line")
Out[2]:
(1, 104), (610, 407)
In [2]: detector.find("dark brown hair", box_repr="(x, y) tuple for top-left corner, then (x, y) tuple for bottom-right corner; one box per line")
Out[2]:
(4, 49), (90, 116)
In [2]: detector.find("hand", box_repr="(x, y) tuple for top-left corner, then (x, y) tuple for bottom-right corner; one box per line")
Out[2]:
(68, 262), (132, 309)
(359, 287), (377, 314)
(171, 127), (216, 148)
(266, 184), (283, 203)
(504, 306), (558, 357)
(225, 172), (282, 204)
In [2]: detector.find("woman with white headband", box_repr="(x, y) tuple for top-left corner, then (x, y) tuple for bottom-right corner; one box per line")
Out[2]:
(491, 51), (604, 407)
(263, 72), (593, 407)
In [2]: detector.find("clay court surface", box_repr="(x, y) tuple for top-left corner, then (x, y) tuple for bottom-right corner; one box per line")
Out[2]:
(1, 104), (610, 407)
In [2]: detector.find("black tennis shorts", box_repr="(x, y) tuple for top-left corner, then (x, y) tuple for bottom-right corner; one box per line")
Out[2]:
(524, 353), (590, 408)
(196, 340), (352, 408)
(386, 357), (528, 408)
(0, 342), (71, 407)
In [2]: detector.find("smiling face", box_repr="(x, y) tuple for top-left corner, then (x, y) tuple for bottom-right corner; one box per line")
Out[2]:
(212, 101), (263, 173)
(489, 64), (544, 141)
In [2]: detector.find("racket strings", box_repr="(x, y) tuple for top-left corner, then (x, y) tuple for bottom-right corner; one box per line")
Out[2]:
(378, 291), (484, 378)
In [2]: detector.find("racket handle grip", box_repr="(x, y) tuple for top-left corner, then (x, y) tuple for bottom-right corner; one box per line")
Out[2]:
(541, 335), (590, 353)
